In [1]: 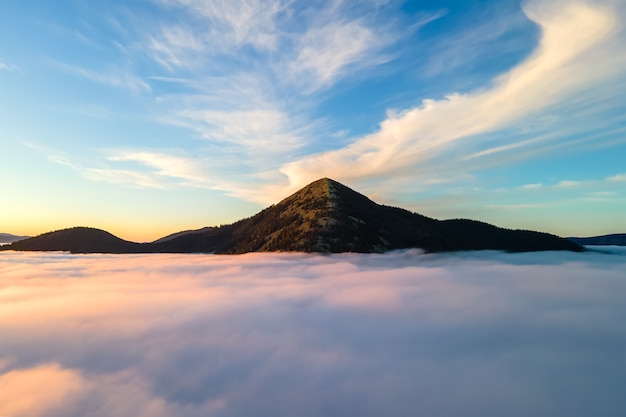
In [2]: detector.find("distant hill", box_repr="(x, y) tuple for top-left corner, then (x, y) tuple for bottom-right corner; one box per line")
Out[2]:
(0, 233), (29, 244)
(1, 178), (582, 254)
(568, 234), (626, 246)
(438, 219), (582, 252)
(4, 227), (149, 253)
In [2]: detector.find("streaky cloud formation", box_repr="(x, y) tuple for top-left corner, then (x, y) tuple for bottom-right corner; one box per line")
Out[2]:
(54, 61), (152, 93)
(276, 0), (624, 196)
(0, 62), (18, 71)
(75, 0), (624, 216)
(47, 0), (416, 196)
(1, 249), (626, 417)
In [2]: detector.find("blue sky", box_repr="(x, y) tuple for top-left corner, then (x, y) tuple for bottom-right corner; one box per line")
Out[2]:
(1, 0), (625, 242)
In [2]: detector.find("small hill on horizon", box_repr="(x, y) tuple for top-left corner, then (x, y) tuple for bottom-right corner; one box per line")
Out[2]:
(1, 178), (582, 254)
(0, 233), (29, 244)
(4, 227), (149, 253)
(568, 233), (626, 246)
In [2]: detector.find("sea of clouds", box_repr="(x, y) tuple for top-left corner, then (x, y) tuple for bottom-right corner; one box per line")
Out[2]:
(1, 248), (625, 417)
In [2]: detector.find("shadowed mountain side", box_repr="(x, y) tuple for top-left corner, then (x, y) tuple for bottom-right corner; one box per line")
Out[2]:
(3, 227), (150, 253)
(151, 227), (214, 244)
(152, 178), (450, 253)
(1, 178), (582, 254)
(439, 220), (582, 252)
(568, 233), (626, 246)
(153, 178), (581, 254)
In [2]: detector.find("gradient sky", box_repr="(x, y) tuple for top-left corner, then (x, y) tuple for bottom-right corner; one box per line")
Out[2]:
(1, 0), (625, 242)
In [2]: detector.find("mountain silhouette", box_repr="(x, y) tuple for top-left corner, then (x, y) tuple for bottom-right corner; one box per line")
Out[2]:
(4, 227), (148, 253)
(568, 233), (626, 246)
(0, 233), (29, 244)
(2, 178), (582, 254)
(150, 177), (446, 253)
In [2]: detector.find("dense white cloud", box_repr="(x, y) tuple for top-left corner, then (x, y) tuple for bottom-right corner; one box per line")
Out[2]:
(1, 249), (625, 416)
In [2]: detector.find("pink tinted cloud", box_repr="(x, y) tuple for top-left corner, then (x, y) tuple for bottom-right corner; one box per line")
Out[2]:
(0, 249), (625, 416)
(0, 364), (84, 416)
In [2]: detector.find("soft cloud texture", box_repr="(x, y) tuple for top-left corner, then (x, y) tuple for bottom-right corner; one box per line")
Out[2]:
(276, 0), (626, 196)
(0, 62), (18, 71)
(157, 0), (288, 52)
(1, 249), (625, 416)
(289, 19), (386, 92)
(49, 0), (407, 197)
(55, 62), (152, 93)
(88, 0), (626, 207)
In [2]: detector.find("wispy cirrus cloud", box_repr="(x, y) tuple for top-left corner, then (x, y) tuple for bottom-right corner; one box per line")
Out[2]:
(95, 0), (406, 197)
(68, 149), (214, 190)
(158, 0), (288, 51)
(0, 62), (18, 71)
(55, 62), (151, 93)
(83, 168), (167, 189)
(105, 150), (211, 186)
(53, 0), (625, 214)
(422, 2), (535, 80)
(289, 19), (387, 92)
(33, 144), (208, 190)
(270, 0), (626, 200)
(167, 106), (307, 152)
(148, 25), (205, 70)
(48, 1), (436, 201)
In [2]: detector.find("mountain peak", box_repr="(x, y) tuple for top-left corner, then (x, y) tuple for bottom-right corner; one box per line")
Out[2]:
(281, 177), (338, 203)
(276, 178), (345, 214)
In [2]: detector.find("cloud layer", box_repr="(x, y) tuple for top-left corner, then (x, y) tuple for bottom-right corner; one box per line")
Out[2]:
(1, 249), (626, 416)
